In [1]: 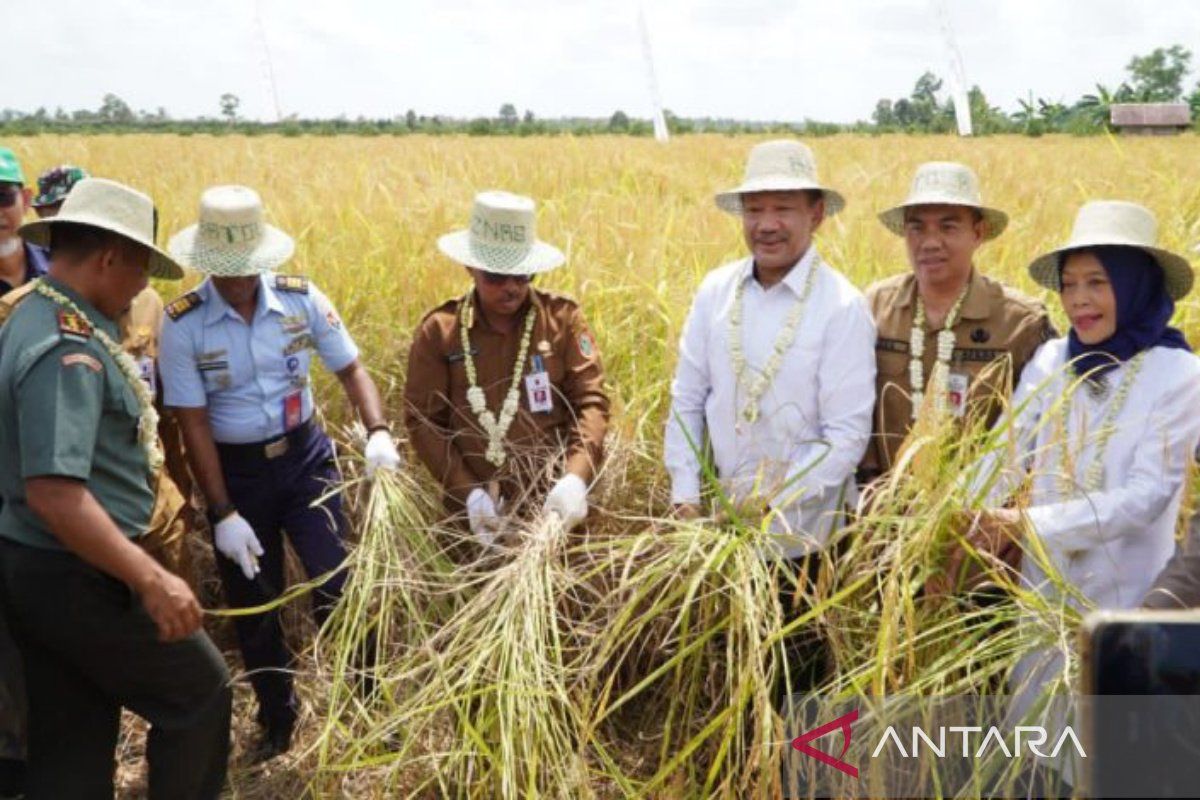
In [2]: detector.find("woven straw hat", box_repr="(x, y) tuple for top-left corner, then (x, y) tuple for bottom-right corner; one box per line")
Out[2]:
(878, 161), (1008, 240)
(168, 185), (295, 277)
(438, 191), (565, 275)
(1028, 200), (1194, 300)
(714, 139), (845, 216)
(19, 177), (182, 280)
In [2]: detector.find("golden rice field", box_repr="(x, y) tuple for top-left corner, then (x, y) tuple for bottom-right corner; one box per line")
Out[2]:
(10, 133), (1200, 798)
(12, 133), (1200, 440)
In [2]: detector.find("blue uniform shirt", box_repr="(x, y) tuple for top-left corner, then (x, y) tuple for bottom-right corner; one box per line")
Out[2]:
(0, 242), (49, 296)
(159, 273), (359, 444)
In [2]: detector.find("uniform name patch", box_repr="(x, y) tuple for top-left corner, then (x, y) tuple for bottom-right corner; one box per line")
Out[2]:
(876, 338), (909, 355)
(61, 352), (101, 372)
(953, 347), (1007, 363)
(446, 348), (479, 363)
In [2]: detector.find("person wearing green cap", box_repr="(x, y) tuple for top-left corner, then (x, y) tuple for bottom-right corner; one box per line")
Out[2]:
(30, 165), (88, 220)
(0, 178), (230, 798)
(0, 146), (44, 800)
(0, 148), (48, 299)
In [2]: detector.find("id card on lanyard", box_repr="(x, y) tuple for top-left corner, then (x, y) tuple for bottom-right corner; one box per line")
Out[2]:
(947, 372), (969, 418)
(525, 354), (553, 413)
(283, 390), (304, 431)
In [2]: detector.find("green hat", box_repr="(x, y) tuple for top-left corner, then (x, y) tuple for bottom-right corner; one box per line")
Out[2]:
(33, 165), (88, 207)
(0, 148), (25, 186)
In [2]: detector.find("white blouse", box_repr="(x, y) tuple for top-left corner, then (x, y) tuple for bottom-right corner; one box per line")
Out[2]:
(970, 338), (1200, 610)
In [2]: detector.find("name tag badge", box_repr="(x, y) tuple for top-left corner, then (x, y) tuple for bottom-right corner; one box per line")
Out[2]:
(525, 356), (553, 413)
(137, 355), (156, 399)
(283, 390), (303, 431)
(947, 372), (969, 418)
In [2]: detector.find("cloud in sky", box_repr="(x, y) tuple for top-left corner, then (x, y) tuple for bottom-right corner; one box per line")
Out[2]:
(10, 0), (1200, 122)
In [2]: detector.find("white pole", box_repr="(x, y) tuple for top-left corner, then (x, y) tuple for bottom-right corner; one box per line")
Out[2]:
(637, 2), (670, 142)
(254, 0), (283, 122)
(931, 0), (972, 136)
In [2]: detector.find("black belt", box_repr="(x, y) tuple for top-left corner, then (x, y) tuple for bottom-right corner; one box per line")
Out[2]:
(216, 418), (314, 463)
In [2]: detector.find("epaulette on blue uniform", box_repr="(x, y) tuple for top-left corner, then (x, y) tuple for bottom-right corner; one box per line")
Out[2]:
(165, 291), (203, 321)
(275, 275), (309, 294)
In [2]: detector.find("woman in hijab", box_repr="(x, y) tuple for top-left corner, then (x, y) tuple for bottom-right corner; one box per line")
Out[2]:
(954, 200), (1200, 610)
(941, 200), (1200, 791)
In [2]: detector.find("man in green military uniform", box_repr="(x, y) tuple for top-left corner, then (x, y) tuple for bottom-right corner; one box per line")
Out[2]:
(0, 178), (230, 798)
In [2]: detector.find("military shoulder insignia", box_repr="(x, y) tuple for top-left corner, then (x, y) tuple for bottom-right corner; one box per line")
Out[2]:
(165, 291), (203, 321)
(275, 275), (310, 294)
(61, 352), (102, 372)
(578, 330), (597, 359)
(57, 309), (92, 341)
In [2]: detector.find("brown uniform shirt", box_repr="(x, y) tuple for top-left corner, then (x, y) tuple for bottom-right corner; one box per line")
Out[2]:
(404, 288), (609, 513)
(860, 269), (1055, 478)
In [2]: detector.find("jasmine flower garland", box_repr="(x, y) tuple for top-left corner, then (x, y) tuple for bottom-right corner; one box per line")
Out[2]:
(35, 280), (164, 473)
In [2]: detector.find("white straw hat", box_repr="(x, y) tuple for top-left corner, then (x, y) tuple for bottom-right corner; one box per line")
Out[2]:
(714, 139), (845, 216)
(878, 161), (1008, 240)
(19, 178), (183, 280)
(1028, 200), (1194, 300)
(437, 191), (565, 275)
(167, 185), (295, 277)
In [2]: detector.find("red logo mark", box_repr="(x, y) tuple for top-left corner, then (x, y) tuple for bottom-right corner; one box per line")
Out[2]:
(791, 708), (859, 778)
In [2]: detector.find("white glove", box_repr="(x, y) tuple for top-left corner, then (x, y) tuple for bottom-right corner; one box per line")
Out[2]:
(364, 429), (402, 478)
(543, 473), (589, 530)
(214, 512), (264, 580)
(466, 488), (503, 548)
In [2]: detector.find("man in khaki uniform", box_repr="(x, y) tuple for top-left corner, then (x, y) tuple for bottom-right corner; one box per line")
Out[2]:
(405, 191), (609, 543)
(859, 162), (1054, 482)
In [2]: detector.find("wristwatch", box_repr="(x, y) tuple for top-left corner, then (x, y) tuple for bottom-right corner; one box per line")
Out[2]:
(206, 502), (237, 526)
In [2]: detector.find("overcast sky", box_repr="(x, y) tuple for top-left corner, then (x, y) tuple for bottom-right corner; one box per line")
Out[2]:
(11, 0), (1200, 123)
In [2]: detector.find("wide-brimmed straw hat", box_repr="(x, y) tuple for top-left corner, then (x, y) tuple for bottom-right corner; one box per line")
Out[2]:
(1028, 200), (1194, 300)
(19, 177), (182, 280)
(168, 185), (295, 277)
(438, 191), (565, 275)
(878, 161), (1008, 240)
(714, 139), (845, 216)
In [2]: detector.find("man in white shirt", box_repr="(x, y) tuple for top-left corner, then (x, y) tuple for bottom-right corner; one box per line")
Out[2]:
(664, 139), (876, 690)
(666, 139), (876, 552)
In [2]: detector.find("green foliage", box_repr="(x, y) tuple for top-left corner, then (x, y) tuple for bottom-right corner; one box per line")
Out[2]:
(1127, 44), (1192, 102)
(4, 44), (1198, 139)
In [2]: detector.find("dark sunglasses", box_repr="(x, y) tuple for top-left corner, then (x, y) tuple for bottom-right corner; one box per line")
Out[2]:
(480, 271), (531, 286)
(0, 186), (22, 209)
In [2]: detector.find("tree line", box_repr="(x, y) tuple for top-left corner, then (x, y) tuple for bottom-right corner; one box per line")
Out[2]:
(3, 45), (1197, 138)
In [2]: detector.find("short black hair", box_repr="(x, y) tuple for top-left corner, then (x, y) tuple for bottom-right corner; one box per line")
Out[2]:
(48, 222), (134, 263)
(802, 189), (825, 205)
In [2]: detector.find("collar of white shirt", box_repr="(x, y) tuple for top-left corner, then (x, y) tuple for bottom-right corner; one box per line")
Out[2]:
(736, 246), (820, 298)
